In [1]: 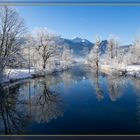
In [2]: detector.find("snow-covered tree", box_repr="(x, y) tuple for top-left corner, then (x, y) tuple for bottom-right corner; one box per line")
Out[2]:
(31, 28), (61, 70)
(86, 36), (101, 75)
(0, 6), (26, 73)
(104, 34), (119, 66)
(60, 45), (75, 69)
(128, 34), (140, 65)
(21, 34), (38, 69)
(22, 29), (76, 72)
(108, 35), (118, 59)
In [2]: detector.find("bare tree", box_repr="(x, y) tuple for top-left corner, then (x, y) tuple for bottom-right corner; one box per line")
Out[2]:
(94, 36), (101, 75)
(0, 6), (26, 73)
(105, 34), (119, 65)
(32, 28), (61, 70)
(86, 36), (101, 75)
(22, 34), (36, 69)
(61, 45), (74, 69)
(128, 34), (140, 65)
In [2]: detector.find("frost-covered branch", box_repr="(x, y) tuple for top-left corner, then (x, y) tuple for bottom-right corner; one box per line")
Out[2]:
(0, 6), (26, 73)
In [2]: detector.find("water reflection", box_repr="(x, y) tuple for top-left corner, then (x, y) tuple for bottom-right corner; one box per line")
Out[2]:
(94, 74), (104, 101)
(60, 68), (89, 92)
(0, 79), (64, 134)
(61, 71), (75, 92)
(0, 84), (30, 134)
(130, 78), (140, 124)
(31, 81), (64, 123)
(87, 66), (131, 102)
(107, 76), (129, 101)
(1, 66), (140, 134)
(87, 69), (104, 101)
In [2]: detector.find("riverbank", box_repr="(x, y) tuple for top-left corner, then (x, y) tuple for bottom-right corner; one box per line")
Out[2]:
(0, 66), (73, 85)
(0, 69), (35, 85)
(100, 65), (140, 77)
(1, 64), (140, 86)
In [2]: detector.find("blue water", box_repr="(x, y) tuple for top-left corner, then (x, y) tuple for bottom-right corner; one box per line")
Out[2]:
(0, 66), (140, 135)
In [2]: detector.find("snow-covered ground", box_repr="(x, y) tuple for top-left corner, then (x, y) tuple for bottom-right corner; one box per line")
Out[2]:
(123, 65), (140, 77)
(0, 65), (75, 84)
(100, 65), (140, 77)
(1, 64), (140, 85)
(1, 69), (35, 84)
(125, 65), (140, 71)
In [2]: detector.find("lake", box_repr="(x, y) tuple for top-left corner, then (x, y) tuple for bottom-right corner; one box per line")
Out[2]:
(0, 65), (140, 135)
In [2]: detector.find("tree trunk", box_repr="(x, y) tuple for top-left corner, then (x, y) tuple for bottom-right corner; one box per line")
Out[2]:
(96, 60), (99, 76)
(43, 63), (46, 69)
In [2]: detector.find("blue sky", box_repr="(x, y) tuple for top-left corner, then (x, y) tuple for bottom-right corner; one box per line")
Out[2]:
(16, 6), (140, 45)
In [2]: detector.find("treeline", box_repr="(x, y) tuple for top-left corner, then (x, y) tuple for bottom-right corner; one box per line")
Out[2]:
(0, 6), (26, 74)
(1, 6), (140, 77)
(86, 34), (140, 71)
(0, 6), (74, 76)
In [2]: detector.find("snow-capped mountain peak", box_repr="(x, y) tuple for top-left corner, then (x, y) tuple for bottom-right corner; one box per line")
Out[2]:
(72, 37), (83, 43)
(82, 39), (86, 42)
(71, 37), (91, 44)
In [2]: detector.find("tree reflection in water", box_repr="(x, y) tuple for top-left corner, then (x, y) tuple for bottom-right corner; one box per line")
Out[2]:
(107, 75), (129, 101)
(87, 69), (104, 101)
(31, 80), (64, 124)
(17, 78), (64, 124)
(88, 69), (140, 126)
(87, 67), (130, 102)
(2, 67), (140, 134)
(60, 71), (74, 93)
(95, 74), (104, 101)
(0, 84), (30, 134)
(0, 78), (64, 134)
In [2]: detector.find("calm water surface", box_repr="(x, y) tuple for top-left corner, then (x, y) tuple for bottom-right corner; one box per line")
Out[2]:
(0, 65), (140, 135)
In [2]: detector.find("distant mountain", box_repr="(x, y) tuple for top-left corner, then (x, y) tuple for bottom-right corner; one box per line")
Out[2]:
(99, 40), (108, 54)
(58, 37), (131, 57)
(99, 41), (132, 55)
(59, 37), (93, 56)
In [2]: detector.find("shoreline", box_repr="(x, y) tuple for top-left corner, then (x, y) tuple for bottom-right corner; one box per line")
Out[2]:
(100, 65), (140, 77)
(1, 64), (140, 86)
(0, 66), (73, 86)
